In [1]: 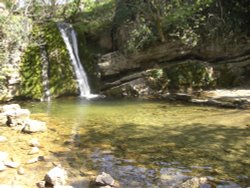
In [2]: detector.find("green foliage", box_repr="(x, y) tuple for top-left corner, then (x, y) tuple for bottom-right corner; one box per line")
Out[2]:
(74, 0), (115, 33)
(166, 61), (215, 91)
(20, 44), (43, 99)
(126, 17), (157, 53)
(20, 22), (78, 99)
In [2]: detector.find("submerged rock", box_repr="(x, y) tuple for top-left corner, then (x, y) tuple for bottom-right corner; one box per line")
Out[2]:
(17, 167), (25, 175)
(28, 147), (39, 155)
(0, 162), (6, 171)
(179, 177), (208, 188)
(27, 157), (39, 164)
(4, 161), (20, 168)
(95, 172), (116, 187)
(44, 166), (68, 186)
(29, 138), (40, 147)
(0, 152), (8, 162)
(22, 120), (47, 133)
(0, 136), (7, 143)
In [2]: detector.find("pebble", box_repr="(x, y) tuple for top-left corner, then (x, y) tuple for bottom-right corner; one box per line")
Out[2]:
(0, 162), (6, 171)
(28, 147), (39, 155)
(4, 161), (20, 168)
(0, 152), (8, 162)
(27, 157), (38, 164)
(29, 138), (40, 147)
(36, 181), (45, 188)
(17, 167), (25, 175)
(0, 136), (7, 143)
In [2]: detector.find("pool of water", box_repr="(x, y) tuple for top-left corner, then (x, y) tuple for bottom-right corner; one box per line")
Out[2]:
(22, 98), (250, 187)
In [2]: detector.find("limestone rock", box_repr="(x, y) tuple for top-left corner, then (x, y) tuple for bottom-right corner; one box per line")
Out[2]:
(179, 177), (208, 188)
(27, 157), (38, 164)
(36, 181), (45, 188)
(17, 167), (25, 175)
(0, 136), (7, 143)
(44, 166), (68, 186)
(22, 120), (47, 133)
(0, 162), (6, 171)
(0, 113), (7, 125)
(1, 104), (21, 112)
(4, 161), (20, 168)
(0, 152), (8, 162)
(4, 108), (30, 126)
(28, 147), (39, 155)
(29, 138), (40, 147)
(95, 172), (115, 187)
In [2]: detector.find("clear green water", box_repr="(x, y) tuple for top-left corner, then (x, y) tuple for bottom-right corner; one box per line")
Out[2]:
(22, 98), (250, 187)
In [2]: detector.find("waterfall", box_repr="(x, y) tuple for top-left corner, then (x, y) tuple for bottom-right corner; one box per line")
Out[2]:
(57, 22), (95, 98)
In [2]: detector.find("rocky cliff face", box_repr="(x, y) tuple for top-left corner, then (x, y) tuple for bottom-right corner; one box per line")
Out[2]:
(0, 13), (31, 101)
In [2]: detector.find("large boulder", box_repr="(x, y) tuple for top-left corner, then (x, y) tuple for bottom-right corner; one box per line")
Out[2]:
(1, 104), (21, 112)
(1, 104), (30, 127)
(0, 113), (7, 126)
(22, 120), (47, 133)
(5, 109), (30, 127)
(44, 166), (68, 186)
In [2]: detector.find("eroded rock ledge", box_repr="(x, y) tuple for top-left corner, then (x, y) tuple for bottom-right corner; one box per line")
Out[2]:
(98, 40), (250, 104)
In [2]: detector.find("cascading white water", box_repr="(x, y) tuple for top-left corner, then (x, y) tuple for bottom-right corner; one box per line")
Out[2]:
(57, 22), (95, 98)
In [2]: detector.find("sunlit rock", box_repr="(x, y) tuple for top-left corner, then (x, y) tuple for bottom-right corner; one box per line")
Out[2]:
(29, 138), (40, 147)
(4, 161), (20, 168)
(95, 172), (116, 187)
(44, 166), (68, 186)
(0, 136), (7, 143)
(17, 167), (25, 175)
(22, 120), (47, 133)
(0, 162), (6, 172)
(28, 147), (39, 155)
(1, 104), (21, 112)
(27, 157), (39, 164)
(178, 177), (208, 188)
(0, 152), (8, 162)
(4, 108), (30, 127)
(0, 113), (7, 125)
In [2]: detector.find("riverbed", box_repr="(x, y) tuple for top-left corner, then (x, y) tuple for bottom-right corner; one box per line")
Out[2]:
(0, 98), (249, 187)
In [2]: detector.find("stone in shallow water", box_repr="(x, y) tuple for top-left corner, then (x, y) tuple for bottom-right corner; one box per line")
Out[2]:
(4, 161), (20, 168)
(27, 157), (38, 164)
(28, 147), (39, 155)
(0, 162), (6, 171)
(44, 166), (68, 186)
(29, 138), (40, 147)
(17, 167), (25, 175)
(0, 136), (7, 143)
(22, 119), (47, 133)
(178, 177), (208, 188)
(0, 151), (8, 162)
(95, 172), (115, 186)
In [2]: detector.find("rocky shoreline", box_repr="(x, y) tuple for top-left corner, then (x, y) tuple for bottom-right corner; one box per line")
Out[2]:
(163, 89), (250, 109)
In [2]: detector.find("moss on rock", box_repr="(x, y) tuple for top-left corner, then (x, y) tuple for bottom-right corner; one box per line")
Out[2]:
(20, 22), (78, 100)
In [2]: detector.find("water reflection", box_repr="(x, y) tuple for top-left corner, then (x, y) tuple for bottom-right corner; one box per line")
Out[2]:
(22, 98), (250, 187)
